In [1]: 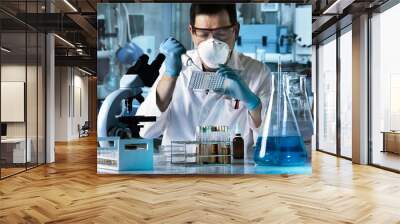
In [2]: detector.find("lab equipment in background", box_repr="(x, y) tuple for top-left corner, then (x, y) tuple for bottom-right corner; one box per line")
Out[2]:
(116, 41), (144, 65)
(254, 69), (308, 166)
(171, 126), (232, 165)
(256, 48), (266, 62)
(235, 4), (312, 66)
(97, 137), (154, 171)
(98, 4), (152, 100)
(236, 24), (279, 56)
(188, 71), (225, 91)
(98, 4), (121, 98)
(278, 27), (289, 54)
(131, 35), (156, 62)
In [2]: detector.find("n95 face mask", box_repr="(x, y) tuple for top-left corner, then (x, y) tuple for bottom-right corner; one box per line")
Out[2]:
(197, 38), (230, 69)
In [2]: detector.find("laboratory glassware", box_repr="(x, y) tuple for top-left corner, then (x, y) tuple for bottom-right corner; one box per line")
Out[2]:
(285, 74), (314, 159)
(254, 72), (308, 166)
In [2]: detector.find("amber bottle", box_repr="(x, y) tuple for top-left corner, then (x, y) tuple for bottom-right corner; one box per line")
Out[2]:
(232, 133), (244, 159)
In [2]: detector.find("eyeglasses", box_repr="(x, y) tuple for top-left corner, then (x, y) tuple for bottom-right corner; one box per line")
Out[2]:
(191, 24), (236, 41)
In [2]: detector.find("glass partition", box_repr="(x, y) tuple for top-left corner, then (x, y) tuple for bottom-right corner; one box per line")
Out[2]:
(370, 3), (400, 171)
(339, 28), (352, 158)
(38, 32), (45, 165)
(0, 0), (46, 179)
(317, 36), (337, 155)
(0, 31), (28, 177)
(27, 31), (38, 169)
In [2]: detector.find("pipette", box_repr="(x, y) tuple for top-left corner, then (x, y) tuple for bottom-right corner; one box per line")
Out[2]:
(182, 54), (202, 71)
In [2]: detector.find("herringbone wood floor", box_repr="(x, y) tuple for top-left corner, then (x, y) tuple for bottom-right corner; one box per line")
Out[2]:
(1, 135), (400, 224)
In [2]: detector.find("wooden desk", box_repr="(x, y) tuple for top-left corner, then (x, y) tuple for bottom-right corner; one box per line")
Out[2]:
(382, 131), (400, 154)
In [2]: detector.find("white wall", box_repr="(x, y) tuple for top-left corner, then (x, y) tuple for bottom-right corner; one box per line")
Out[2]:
(1, 65), (41, 137)
(55, 67), (68, 141)
(1, 65), (26, 141)
(55, 67), (89, 141)
(1, 64), (46, 164)
(72, 73), (89, 138)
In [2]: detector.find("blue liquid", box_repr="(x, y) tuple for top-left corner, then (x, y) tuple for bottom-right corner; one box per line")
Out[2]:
(254, 136), (307, 166)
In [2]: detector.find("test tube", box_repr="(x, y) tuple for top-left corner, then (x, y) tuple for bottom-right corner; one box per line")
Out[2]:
(203, 126), (205, 142)
(219, 126), (222, 141)
(210, 126), (212, 141)
(222, 126), (226, 142)
(227, 126), (230, 142)
(228, 126), (230, 141)
(213, 126), (217, 142)
(220, 126), (223, 142)
(202, 126), (205, 142)
(212, 126), (215, 142)
(209, 126), (212, 142)
(205, 126), (207, 142)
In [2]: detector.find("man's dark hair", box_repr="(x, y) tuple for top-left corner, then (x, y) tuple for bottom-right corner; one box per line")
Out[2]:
(190, 4), (237, 26)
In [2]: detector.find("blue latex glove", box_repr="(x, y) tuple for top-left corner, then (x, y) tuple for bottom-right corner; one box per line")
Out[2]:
(216, 64), (261, 111)
(159, 37), (186, 77)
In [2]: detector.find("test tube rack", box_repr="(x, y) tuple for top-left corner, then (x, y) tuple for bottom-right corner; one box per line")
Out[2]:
(97, 137), (154, 171)
(170, 140), (232, 166)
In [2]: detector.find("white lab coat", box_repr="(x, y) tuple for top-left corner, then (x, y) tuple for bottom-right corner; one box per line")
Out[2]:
(137, 49), (271, 153)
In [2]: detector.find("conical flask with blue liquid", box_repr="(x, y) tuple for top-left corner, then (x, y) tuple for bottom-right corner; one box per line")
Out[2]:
(254, 70), (308, 166)
(285, 73), (314, 160)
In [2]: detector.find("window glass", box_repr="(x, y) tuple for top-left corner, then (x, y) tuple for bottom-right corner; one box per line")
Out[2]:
(317, 37), (337, 154)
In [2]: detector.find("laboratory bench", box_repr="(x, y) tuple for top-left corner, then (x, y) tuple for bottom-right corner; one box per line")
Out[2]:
(97, 143), (312, 175)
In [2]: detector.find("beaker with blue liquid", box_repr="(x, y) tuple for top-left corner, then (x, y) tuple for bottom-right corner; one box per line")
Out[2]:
(254, 71), (308, 166)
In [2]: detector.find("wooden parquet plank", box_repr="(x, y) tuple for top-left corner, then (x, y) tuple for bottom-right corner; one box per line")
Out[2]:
(0, 135), (400, 223)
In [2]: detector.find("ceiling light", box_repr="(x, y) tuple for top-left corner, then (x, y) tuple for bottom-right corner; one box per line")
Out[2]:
(78, 67), (93, 76)
(54, 34), (75, 48)
(323, 0), (341, 14)
(1, 47), (11, 53)
(322, 0), (354, 15)
(63, 0), (78, 12)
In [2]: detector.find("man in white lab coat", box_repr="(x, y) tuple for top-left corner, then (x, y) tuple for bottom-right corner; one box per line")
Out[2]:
(137, 4), (271, 154)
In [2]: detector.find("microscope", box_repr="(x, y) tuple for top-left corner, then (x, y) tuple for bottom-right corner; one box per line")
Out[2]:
(97, 53), (165, 171)
(97, 53), (165, 148)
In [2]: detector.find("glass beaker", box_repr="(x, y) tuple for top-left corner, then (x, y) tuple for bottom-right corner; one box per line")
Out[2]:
(254, 72), (308, 166)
